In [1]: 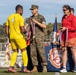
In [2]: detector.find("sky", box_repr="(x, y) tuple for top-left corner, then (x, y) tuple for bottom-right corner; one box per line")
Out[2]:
(0, 0), (76, 25)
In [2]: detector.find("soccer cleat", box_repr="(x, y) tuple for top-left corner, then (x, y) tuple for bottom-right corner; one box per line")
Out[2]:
(8, 67), (17, 73)
(23, 68), (30, 73)
(60, 68), (67, 73)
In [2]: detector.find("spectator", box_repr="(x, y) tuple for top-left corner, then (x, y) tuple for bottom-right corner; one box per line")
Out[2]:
(71, 8), (74, 15)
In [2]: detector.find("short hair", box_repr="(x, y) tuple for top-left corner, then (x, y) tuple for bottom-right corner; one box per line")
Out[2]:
(71, 8), (74, 13)
(15, 4), (23, 11)
(63, 5), (71, 12)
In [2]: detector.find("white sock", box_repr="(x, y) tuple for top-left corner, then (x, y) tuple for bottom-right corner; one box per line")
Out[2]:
(63, 66), (66, 69)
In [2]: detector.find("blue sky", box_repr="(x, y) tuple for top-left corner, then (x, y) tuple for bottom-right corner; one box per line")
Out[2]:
(0, 0), (76, 24)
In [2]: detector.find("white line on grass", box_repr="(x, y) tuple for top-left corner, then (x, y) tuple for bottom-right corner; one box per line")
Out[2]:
(55, 72), (60, 75)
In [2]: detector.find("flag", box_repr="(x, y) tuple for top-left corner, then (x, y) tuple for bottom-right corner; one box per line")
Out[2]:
(26, 19), (35, 46)
(51, 15), (60, 61)
(52, 15), (58, 45)
(60, 28), (68, 46)
(26, 30), (31, 46)
(5, 38), (12, 64)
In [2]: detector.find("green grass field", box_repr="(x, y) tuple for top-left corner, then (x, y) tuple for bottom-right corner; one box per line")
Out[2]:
(0, 68), (75, 75)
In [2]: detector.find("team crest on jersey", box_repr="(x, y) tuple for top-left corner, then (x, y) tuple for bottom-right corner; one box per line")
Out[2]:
(48, 48), (62, 68)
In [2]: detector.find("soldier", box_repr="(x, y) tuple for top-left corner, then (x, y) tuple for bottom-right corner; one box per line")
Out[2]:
(25, 4), (47, 72)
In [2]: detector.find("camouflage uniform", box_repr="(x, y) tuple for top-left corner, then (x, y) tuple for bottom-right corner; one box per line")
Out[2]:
(25, 14), (47, 66)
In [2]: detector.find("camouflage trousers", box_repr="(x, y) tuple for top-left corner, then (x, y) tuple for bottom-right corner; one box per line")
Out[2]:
(30, 38), (47, 66)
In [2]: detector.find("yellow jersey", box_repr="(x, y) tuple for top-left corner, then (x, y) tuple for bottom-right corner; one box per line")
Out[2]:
(6, 13), (24, 39)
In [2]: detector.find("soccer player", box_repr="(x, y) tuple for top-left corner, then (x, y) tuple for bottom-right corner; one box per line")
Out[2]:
(5, 5), (30, 73)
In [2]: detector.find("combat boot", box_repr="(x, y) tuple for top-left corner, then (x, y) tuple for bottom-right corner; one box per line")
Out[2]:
(42, 66), (47, 72)
(31, 66), (38, 73)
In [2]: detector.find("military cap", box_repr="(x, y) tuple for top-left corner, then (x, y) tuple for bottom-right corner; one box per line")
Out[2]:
(30, 4), (38, 10)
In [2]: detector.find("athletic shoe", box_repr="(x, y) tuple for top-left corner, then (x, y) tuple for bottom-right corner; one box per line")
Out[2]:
(72, 68), (76, 73)
(60, 68), (67, 73)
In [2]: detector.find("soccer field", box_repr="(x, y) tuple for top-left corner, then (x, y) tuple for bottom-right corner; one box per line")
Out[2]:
(0, 68), (75, 75)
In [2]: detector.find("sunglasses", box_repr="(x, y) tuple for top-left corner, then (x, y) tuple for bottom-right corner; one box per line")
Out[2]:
(63, 9), (67, 11)
(63, 8), (69, 11)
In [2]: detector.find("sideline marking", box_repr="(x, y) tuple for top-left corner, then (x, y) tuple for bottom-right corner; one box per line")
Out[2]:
(55, 72), (60, 75)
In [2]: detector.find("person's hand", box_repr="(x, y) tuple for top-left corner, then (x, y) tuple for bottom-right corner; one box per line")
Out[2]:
(56, 32), (60, 36)
(61, 27), (66, 32)
(24, 24), (28, 30)
(32, 19), (37, 23)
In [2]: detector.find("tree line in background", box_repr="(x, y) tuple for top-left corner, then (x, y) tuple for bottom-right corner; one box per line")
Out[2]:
(0, 22), (61, 42)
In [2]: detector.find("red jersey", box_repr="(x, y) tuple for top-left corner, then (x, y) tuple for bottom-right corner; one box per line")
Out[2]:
(62, 14), (76, 41)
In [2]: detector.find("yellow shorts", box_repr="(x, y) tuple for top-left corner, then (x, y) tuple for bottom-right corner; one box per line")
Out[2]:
(10, 38), (27, 50)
